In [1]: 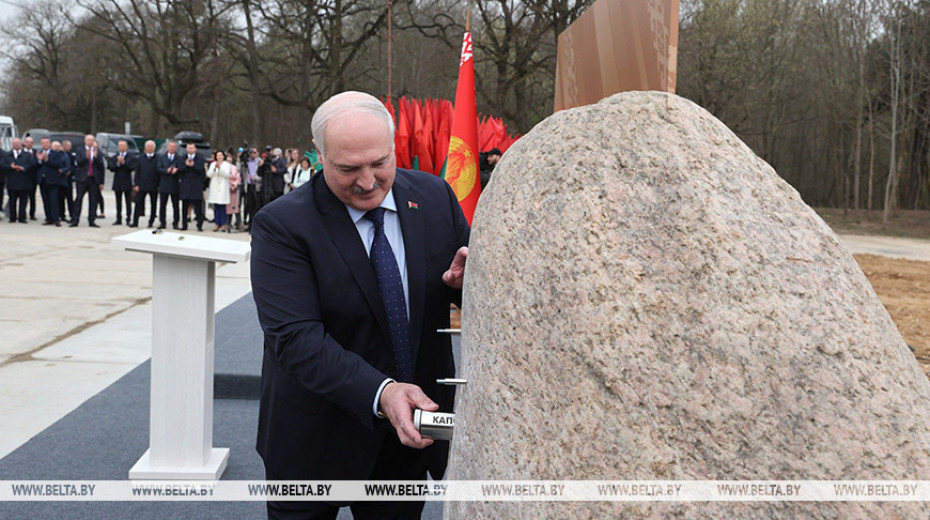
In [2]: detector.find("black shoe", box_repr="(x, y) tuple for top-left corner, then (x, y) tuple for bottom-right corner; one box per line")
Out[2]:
(19, 220), (27, 224)
(29, 216), (37, 221)
(54, 222), (61, 227)
(69, 222), (78, 227)
(197, 226), (203, 232)
(148, 221), (155, 228)
(172, 224), (180, 230)
(42, 221), (53, 226)
(180, 226), (188, 231)
(9, 219), (15, 224)
(128, 223), (138, 228)
(113, 220), (122, 225)
(89, 222), (100, 228)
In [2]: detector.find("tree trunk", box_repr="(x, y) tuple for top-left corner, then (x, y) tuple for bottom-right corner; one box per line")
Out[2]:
(242, 0), (263, 145)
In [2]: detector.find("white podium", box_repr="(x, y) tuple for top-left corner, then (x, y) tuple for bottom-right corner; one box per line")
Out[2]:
(113, 230), (251, 480)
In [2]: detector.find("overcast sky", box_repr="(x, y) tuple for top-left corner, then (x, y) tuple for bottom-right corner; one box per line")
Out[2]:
(0, 0), (22, 24)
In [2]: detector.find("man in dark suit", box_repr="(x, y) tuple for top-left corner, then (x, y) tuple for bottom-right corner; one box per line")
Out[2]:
(36, 137), (67, 226)
(71, 134), (106, 228)
(23, 136), (38, 221)
(267, 147), (287, 203)
(60, 140), (77, 223)
(108, 139), (135, 225)
(131, 140), (159, 228)
(157, 140), (182, 229)
(178, 142), (205, 231)
(4, 138), (36, 223)
(0, 147), (6, 218)
(251, 91), (469, 519)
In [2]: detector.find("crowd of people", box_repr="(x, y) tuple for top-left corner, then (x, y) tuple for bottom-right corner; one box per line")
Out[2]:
(0, 134), (321, 232)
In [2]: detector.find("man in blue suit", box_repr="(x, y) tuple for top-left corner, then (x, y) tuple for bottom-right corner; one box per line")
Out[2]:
(36, 137), (68, 226)
(70, 134), (106, 228)
(251, 91), (469, 519)
(178, 142), (205, 231)
(3, 138), (35, 223)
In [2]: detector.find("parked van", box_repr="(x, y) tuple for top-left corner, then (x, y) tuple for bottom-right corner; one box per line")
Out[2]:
(1, 116), (19, 150)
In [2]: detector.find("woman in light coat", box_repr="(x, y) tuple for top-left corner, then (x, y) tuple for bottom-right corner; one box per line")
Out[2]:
(206, 150), (231, 232)
(226, 149), (241, 232)
(291, 156), (313, 191)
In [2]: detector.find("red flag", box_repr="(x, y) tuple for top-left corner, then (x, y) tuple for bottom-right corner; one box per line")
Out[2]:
(395, 99), (411, 169)
(433, 99), (452, 172)
(442, 31), (481, 224)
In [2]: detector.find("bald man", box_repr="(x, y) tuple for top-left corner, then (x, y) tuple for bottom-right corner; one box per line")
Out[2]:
(251, 91), (469, 519)
(131, 140), (159, 228)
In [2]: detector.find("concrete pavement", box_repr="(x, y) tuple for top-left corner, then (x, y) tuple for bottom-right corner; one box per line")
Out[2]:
(0, 190), (252, 459)
(837, 234), (930, 262)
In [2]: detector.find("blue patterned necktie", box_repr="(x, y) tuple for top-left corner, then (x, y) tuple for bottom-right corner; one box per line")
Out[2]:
(364, 207), (414, 382)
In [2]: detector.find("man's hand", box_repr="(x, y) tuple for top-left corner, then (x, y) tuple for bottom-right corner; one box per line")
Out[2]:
(99, 184), (104, 191)
(442, 246), (468, 289)
(379, 382), (438, 449)
(133, 186), (140, 193)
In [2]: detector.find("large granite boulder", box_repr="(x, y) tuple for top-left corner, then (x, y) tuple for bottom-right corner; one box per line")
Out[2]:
(445, 91), (930, 518)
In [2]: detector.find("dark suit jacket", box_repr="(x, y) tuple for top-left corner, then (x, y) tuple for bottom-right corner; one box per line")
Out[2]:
(108, 153), (136, 191)
(61, 151), (75, 186)
(269, 157), (287, 194)
(177, 154), (205, 200)
(251, 168), (469, 483)
(74, 147), (107, 184)
(24, 150), (39, 186)
(5, 149), (36, 192)
(38, 149), (68, 187)
(156, 153), (182, 194)
(0, 149), (9, 184)
(134, 153), (160, 192)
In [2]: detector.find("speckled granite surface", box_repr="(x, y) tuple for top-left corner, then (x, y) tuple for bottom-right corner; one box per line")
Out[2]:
(445, 92), (930, 519)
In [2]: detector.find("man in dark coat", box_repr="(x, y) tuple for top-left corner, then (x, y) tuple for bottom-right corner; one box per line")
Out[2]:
(0, 148), (6, 218)
(178, 142), (205, 231)
(70, 134), (106, 228)
(4, 138), (35, 223)
(23, 136), (38, 221)
(131, 140), (159, 228)
(267, 147), (287, 203)
(251, 91), (469, 519)
(157, 140), (182, 229)
(108, 139), (135, 225)
(36, 137), (67, 226)
(59, 140), (77, 223)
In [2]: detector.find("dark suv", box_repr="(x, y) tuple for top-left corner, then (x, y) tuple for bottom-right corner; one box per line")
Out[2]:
(95, 132), (140, 157)
(157, 131), (212, 160)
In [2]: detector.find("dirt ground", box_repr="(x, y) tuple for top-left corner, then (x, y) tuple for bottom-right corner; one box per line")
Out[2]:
(814, 208), (930, 375)
(855, 254), (930, 375)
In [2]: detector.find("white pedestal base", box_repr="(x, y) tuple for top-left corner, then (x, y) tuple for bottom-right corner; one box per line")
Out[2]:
(129, 448), (230, 480)
(113, 231), (250, 482)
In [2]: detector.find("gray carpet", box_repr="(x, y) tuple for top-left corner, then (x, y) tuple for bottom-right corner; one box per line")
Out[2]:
(0, 293), (448, 519)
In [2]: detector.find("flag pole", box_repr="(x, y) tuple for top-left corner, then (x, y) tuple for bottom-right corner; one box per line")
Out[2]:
(466, 7), (470, 32)
(387, 0), (393, 100)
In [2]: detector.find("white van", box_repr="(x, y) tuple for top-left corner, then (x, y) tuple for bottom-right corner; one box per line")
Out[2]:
(0, 116), (16, 150)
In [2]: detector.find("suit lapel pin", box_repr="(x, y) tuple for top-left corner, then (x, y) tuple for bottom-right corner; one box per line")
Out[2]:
(408, 201), (418, 210)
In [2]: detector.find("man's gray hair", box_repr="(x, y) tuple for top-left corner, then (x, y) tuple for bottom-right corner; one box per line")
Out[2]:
(311, 91), (394, 158)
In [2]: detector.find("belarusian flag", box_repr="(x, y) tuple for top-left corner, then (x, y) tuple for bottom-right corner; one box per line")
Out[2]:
(441, 31), (481, 225)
